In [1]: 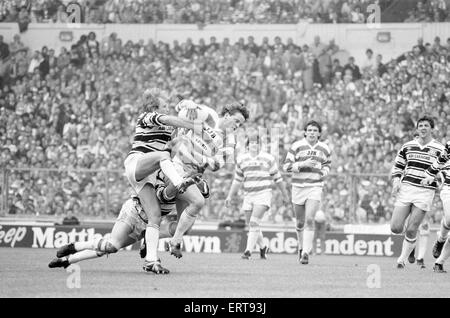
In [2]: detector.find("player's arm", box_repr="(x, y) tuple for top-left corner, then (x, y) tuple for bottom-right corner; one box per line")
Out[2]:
(225, 161), (244, 207)
(282, 144), (296, 172)
(140, 111), (202, 134)
(321, 148), (332, 179)
(391, 146), (407, 193)
(270, 159), (289, 202)
(422, 148), (449, 185)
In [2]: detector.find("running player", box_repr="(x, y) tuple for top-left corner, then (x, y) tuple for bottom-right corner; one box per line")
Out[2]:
(225, 134), (289, 259)
(124, 88), (202, 273)
(283, 120), (332, 265)
(166, 100), (249, 258)
(48, 175), (199, 273)
(421, 140), (450, 273)
(390, 116), (445, 269)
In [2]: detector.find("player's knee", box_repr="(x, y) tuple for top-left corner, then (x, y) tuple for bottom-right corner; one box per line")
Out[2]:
(96, 238), (119, 254)
(390, 224), (403, 234)
(190, 196), (205, 211)
(296, 221), (305, 231)
(405, 229), (418, 240)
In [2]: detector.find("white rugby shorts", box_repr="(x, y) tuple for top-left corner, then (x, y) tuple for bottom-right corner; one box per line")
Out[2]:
(395, 183), (435, 212)
(124, 153), (158, 194)
(292, 186), (322, 205)
(242, 191), (272, 211)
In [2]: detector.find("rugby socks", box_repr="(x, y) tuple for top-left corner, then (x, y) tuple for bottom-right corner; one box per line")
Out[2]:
(171, 208), (197, 245)
(296, 226), (304, 253)
(436, 238), (450, 265)
(160, 159), (183, 187)
(145, 224), (160, 262)
(256, 230), (265, 249)
(68, 250), (103, 264)
(417, 233), (428, 260)
(245, 217), (261, 252)
(437, 219), (450, 243)
(303, 230), (315, 255)
(74, 240), (96, 251)
(397, 236), (417, 264)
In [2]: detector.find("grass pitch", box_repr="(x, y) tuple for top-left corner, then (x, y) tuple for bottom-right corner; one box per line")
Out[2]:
(0, 247), (448, 298)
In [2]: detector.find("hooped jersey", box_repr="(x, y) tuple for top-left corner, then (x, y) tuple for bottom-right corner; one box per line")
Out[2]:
(235, 151), (282, 195)
(392, 139), (445, 189)
(283, 139), (332, 188)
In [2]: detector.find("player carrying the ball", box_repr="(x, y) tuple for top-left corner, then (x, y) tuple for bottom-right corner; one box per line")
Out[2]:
(283, 120), (332, 265)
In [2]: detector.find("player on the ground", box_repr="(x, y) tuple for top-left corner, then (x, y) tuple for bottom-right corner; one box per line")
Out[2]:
(164, 100), (249, 259)
(421, 140), (450, 273)
(390, 116), (445, 269)
(48, 175), (197, 273)
(225, 133), (289, 259)
(123, 88), (202, 273)
(283, 120), (332, 265)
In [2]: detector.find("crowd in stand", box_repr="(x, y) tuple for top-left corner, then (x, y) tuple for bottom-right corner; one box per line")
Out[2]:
(0, 30), (449, 225)
(0, 0), (409, 25)
(404, 0), (449, 22)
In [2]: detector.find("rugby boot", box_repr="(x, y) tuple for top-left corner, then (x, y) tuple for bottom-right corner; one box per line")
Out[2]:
(48, 257), (70, 269)
(56, 243), (76, 258)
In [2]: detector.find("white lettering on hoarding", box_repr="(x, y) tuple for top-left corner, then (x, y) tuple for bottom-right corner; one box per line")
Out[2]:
(0, 226), (27, 247)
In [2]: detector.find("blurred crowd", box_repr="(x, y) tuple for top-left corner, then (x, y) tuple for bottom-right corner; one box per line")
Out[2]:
(0, 30), (449, 226)
(0, 0), (408, 25)
(404, 0), (449, 22)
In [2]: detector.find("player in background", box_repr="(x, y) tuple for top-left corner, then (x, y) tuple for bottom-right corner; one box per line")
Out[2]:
(124, 88), (203, 273)
(283, 120), (332, 265)
(390, 116), (445, 269)
(421, 140), (450, 273)
(165, 100), (249, 259)
(225, 133), (289, 259)
(48, 175), (201, 273)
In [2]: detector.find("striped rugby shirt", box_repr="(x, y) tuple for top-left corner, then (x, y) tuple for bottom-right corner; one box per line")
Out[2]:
(425, 141), (450, 187)
(283, 139), (332, 188)
(174, 103), (230, 172)
(234, 151), (283, 195)
(391, 139), (445, 190)
(128, 112), (174, 156)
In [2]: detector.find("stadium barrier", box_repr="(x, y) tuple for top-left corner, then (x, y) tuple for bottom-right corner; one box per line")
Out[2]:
(0, 168), (445, 227)
(0, 222), (406, 257)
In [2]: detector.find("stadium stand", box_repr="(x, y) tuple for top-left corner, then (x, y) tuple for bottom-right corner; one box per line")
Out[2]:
(0, 20), (449, 226)
(0, 0), (405, 24)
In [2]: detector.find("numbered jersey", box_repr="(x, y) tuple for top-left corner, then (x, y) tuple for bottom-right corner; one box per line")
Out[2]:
(235, 152), (282, 195)
(283, 139), (332, 188)
(392, 139), (445, 190)
(174, 101), (228, 172)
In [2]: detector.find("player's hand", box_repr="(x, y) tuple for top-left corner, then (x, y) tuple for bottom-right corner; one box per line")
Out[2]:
(421, 176), (434, 186)
(391, 178), (401, 196)
(300, 158), (316, 169)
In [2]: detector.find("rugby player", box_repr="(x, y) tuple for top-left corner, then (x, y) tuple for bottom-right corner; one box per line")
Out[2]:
(390, 116), (445, 269)
(48, 173), (208, 274)
(225, 133), (289, 259)
(283, 120), (332, 265)
(421, 140), (450, 273)
(166, 100), (249, 258)
(123, 88), (203, 273)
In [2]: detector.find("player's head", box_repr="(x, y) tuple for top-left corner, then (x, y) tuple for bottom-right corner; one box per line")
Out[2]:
(142, 88), (170, 113)
(416, 115), (434, 139)
(246, 133), (260, 155)
(220, 101), (249, 131)
(304, 120), (321, 143)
